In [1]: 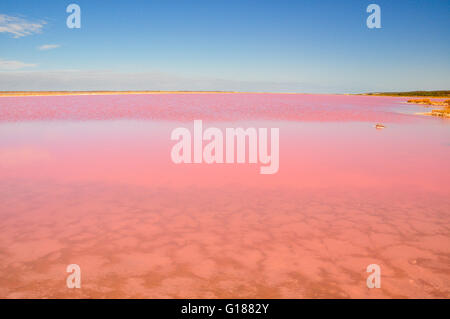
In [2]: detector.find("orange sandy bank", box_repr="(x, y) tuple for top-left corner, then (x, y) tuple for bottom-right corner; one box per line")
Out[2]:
(408, 99), (450, 118)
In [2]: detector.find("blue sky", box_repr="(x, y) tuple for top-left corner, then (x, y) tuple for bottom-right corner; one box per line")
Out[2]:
(0, 0), (449, 92)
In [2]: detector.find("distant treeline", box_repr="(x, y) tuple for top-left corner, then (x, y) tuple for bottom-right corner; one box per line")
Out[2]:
(364, 90), (450, 97)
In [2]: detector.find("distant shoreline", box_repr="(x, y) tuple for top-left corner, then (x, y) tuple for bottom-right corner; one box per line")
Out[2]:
(0, 91), (239, 97)
(0, 90), (448, 98)
(0, 91), (317, 97)
(359, 90), (450, 98)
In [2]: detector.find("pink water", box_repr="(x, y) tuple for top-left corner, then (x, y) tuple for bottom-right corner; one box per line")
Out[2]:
(0, 94), (449, 298)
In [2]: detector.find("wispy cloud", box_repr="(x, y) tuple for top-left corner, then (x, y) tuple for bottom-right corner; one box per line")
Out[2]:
(38, 44), (61, 51)
(0, 59), (37, 70)
(0, 14), (46, 38)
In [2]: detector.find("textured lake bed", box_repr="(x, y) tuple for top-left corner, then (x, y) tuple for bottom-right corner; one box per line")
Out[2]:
(0, 94), (449, 298)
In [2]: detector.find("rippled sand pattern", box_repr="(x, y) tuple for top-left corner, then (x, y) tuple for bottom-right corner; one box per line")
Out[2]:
(0, 94), (449, 298)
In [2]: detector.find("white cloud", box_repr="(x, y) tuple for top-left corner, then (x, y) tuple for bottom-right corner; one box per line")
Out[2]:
(38, 44), (61, 51)
(0, 14), (46, 38)
(0, 59), (37, 70)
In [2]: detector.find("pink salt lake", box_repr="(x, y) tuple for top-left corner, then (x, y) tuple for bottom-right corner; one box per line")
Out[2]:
(0, 93), (449, 298)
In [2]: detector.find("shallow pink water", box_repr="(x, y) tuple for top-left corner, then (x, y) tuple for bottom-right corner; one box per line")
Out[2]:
(0, 94), (449, 298)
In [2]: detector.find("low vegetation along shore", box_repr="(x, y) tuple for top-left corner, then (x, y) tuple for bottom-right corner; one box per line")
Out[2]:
(363, 90), (450, 98)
